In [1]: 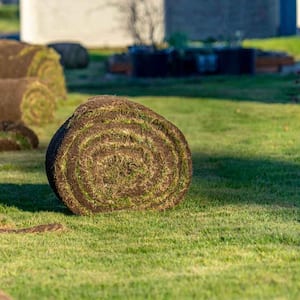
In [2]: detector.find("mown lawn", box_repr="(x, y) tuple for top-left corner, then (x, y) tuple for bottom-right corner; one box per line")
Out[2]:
(0, 72), (300, 299)
(244, 36), (300, 61)
(0, 4), (19, 33)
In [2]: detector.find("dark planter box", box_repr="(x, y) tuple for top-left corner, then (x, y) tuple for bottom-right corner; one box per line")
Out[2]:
(131, 50), (169, 78)
(216, 48), (256, 75)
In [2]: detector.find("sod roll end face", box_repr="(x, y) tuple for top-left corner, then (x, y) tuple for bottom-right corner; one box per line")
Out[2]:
(0, 121), (39, 151)
(28, 47), (67, 100)
(0, 40), (67, 100)
(46, 95), (192, 215)
(0, 78), (56, 126)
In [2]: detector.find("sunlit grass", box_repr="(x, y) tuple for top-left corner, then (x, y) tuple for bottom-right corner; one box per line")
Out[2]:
(0, 9), (300, 298)
(0, 5), (19, 33)
(244, 36), (300, 60)
(0, 74), (300, 299)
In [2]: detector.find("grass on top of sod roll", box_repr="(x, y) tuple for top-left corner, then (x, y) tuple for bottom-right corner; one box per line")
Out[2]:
(0, 73), (300, 300)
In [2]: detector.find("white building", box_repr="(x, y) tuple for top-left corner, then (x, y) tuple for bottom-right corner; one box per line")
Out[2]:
(298, 0), (300, 28)
(20, 0), (164, 47)
(20, 0), (296, 48)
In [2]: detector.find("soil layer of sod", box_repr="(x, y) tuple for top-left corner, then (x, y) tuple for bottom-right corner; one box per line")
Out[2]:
(0, 39), (66, 100)
(46, 95), (192, 215)
(0, 78), (56, 126)
(0, 121), (39, 151)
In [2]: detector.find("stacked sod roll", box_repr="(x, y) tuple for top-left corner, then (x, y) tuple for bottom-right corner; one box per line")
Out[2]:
(0, 121), (39, 151)
(0, 78), (56, 126)
(0, 290), (12, 300)
(46, 95), (192, 215)
(48, 42), (89, 69)
(0, 39), (66, 100)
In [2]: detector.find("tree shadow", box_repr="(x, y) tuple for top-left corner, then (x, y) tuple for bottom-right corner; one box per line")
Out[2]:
(0, 183), (70, 214)
(189, 152), (300, 208)
(67, 74), (298, 104)
(1, 153), (300, 212)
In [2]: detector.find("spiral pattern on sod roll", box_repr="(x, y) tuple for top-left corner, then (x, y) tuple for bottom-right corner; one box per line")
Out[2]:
(29, 50), (67, 100)
(0, 40), (66, 101)
(0, 121), (39, 151)
(46, 96), (192, 215)
(21, 81), (56, 125)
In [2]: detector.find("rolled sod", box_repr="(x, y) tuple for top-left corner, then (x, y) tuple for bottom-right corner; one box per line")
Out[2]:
(0, 78), (56, 126)
(0, 121), (39, 151)
(48, 42), (89, 69)
(46, 95), (192, 215)
(0, 290), (12, 300)
(0, 39), (67, 100)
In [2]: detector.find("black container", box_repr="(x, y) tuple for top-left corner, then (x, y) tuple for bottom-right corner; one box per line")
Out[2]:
(182, 50), (198, 76)
(131, 50), (169, 78)
(168, 50), (183, 77)
(169, 48), (209, 77)
(216, 48), (240, 75)
(216, 47), (255, 75)
(239, 48), (256, 75)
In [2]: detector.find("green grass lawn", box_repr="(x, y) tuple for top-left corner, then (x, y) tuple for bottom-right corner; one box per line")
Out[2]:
(244, 36), (300, 61)
(0, 7), (299, 299)
(0, 72), (300, 299)
(0, 4), (19, 33)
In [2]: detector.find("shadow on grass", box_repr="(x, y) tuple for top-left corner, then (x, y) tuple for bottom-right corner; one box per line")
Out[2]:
(0, 183), (70, 214)
(189, 152), (300, 208)
(66, 74), (298, 104)
(1, 153), (299, 213)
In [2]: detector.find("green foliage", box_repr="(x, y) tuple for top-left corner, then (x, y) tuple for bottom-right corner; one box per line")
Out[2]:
(166, 32), (188, 49)
(0, 64), (300, 299)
